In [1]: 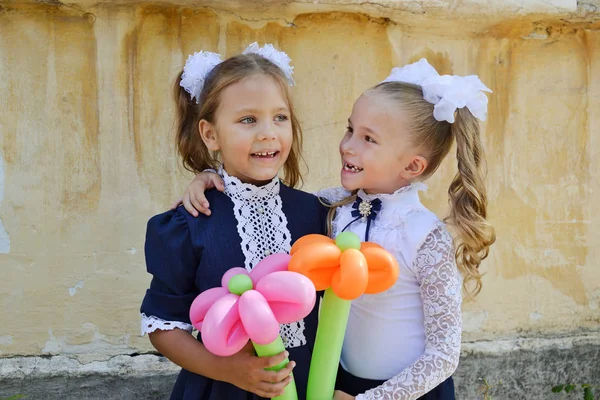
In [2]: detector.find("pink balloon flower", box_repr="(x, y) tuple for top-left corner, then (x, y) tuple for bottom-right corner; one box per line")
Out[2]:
(189, 253), (317, 357)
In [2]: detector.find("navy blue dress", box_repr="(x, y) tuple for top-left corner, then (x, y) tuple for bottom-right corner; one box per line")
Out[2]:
(140, 184), (327, 400)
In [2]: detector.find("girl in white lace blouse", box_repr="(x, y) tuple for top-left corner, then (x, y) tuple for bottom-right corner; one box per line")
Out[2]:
(175, 59), (496, 400)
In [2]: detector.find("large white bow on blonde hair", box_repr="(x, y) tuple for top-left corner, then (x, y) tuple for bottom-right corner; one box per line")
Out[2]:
(382, 58), (492, 124)
(179, 42), (295, 104)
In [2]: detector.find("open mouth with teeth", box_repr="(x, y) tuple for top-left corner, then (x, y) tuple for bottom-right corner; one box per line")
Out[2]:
(251, 151), (279, 158)
(343, 162), (363, 172)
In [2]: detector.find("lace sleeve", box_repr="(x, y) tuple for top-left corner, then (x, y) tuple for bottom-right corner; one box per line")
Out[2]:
(356, 224), (462, 400)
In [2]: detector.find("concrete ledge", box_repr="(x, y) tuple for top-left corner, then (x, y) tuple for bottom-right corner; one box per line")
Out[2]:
(0, 354), (179, 400)
(1, 335), (598, 400)
(457, 334), (600, 399)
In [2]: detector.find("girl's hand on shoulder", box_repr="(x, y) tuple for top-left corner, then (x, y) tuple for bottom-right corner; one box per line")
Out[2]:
(225, 341), (295, 398)
(170, 171), (225, 217)
(333, 390), (355, 400)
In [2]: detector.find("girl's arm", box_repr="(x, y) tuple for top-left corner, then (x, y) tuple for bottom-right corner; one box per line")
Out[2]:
(171, 171), (225, 217)
(356, 223), (462, 400)
(149, 329), (294, 398)
(172, 172), (350, 217)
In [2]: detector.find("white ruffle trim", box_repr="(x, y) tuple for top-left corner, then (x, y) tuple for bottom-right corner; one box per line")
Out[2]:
(140, 313), (194, 336)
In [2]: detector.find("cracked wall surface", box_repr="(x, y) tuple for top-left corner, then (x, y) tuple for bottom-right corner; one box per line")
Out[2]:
(0, 0), (599, 376)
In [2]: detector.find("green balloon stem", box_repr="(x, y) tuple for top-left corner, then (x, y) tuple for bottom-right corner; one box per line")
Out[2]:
(253, 336), (288, 371)
(253, 336), (298, 400)
(306, 288), (352, 400)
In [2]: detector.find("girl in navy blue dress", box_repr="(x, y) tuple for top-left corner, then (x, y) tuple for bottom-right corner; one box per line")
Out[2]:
(140, 43), (326, 400)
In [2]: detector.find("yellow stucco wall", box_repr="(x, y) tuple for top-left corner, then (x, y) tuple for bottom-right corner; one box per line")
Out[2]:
(0, 1), (599, 357)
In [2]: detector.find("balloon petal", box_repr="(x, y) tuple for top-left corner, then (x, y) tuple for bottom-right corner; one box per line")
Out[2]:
(256, 271), (316, 323)
(288, 242), (341, 290)
(226, 319), (249, 349)
(290, 234), (334, 255)
(303, 268), (337, 291)
(201, 293), (249, 356)
(189, 287), (229, 331)
(238, 290), (280, 345)
(362, 247), (400, 294)
(249, 253), (291, 286)
(332, 249), (368, 300)
(360, 241), (383, 251)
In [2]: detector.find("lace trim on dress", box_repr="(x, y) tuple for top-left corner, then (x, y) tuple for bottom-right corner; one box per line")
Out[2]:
(140, 313), (194, 336)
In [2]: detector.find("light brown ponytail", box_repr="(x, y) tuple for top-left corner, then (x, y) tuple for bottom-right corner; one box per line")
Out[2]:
(446, 108), (496, 296)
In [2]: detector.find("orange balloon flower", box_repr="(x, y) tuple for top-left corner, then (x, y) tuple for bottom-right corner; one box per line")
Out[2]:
(289, 232), (399, 300)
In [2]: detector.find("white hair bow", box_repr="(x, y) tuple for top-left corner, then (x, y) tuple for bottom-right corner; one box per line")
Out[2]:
(180, 51), (223, 104)
(382, 58), (492, 124)
(179, 42), (295, 104)
(243, 42), (295, 86)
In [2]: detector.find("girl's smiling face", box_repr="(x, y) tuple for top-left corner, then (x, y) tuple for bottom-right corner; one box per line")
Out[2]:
(339, 91), (427, 194)
(199, 74), (293, 185)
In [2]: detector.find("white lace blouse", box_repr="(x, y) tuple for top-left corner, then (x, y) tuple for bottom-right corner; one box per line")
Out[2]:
(317, 184), (462, 400)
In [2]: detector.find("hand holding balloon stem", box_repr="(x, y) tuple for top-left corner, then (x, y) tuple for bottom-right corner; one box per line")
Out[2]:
(225, 340), (294, 397)
(289, 232), (399, 400)
(252, 336), (298, 398)
(219, 272), (301, 398)
(225, 274), (293, 372)
(253, 336), (290, 371)
(190, 254), (317, 400)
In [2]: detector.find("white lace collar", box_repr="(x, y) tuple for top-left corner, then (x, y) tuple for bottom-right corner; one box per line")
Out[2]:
(221, 168), (280, 201)
(217, 168), (307, 350)
(357, 182), (427, 210)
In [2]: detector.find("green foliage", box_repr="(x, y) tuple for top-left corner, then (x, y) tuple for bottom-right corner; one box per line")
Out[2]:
(552, 383), (597, 399)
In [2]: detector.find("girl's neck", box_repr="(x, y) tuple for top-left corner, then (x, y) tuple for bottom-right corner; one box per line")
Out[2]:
(221, 166), (277, 187)
(362, 180), (414, 196)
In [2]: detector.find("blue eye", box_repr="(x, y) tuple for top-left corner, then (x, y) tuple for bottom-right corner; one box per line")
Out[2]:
(240, 117), (256, 124)
(275, 114), (289, 122)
